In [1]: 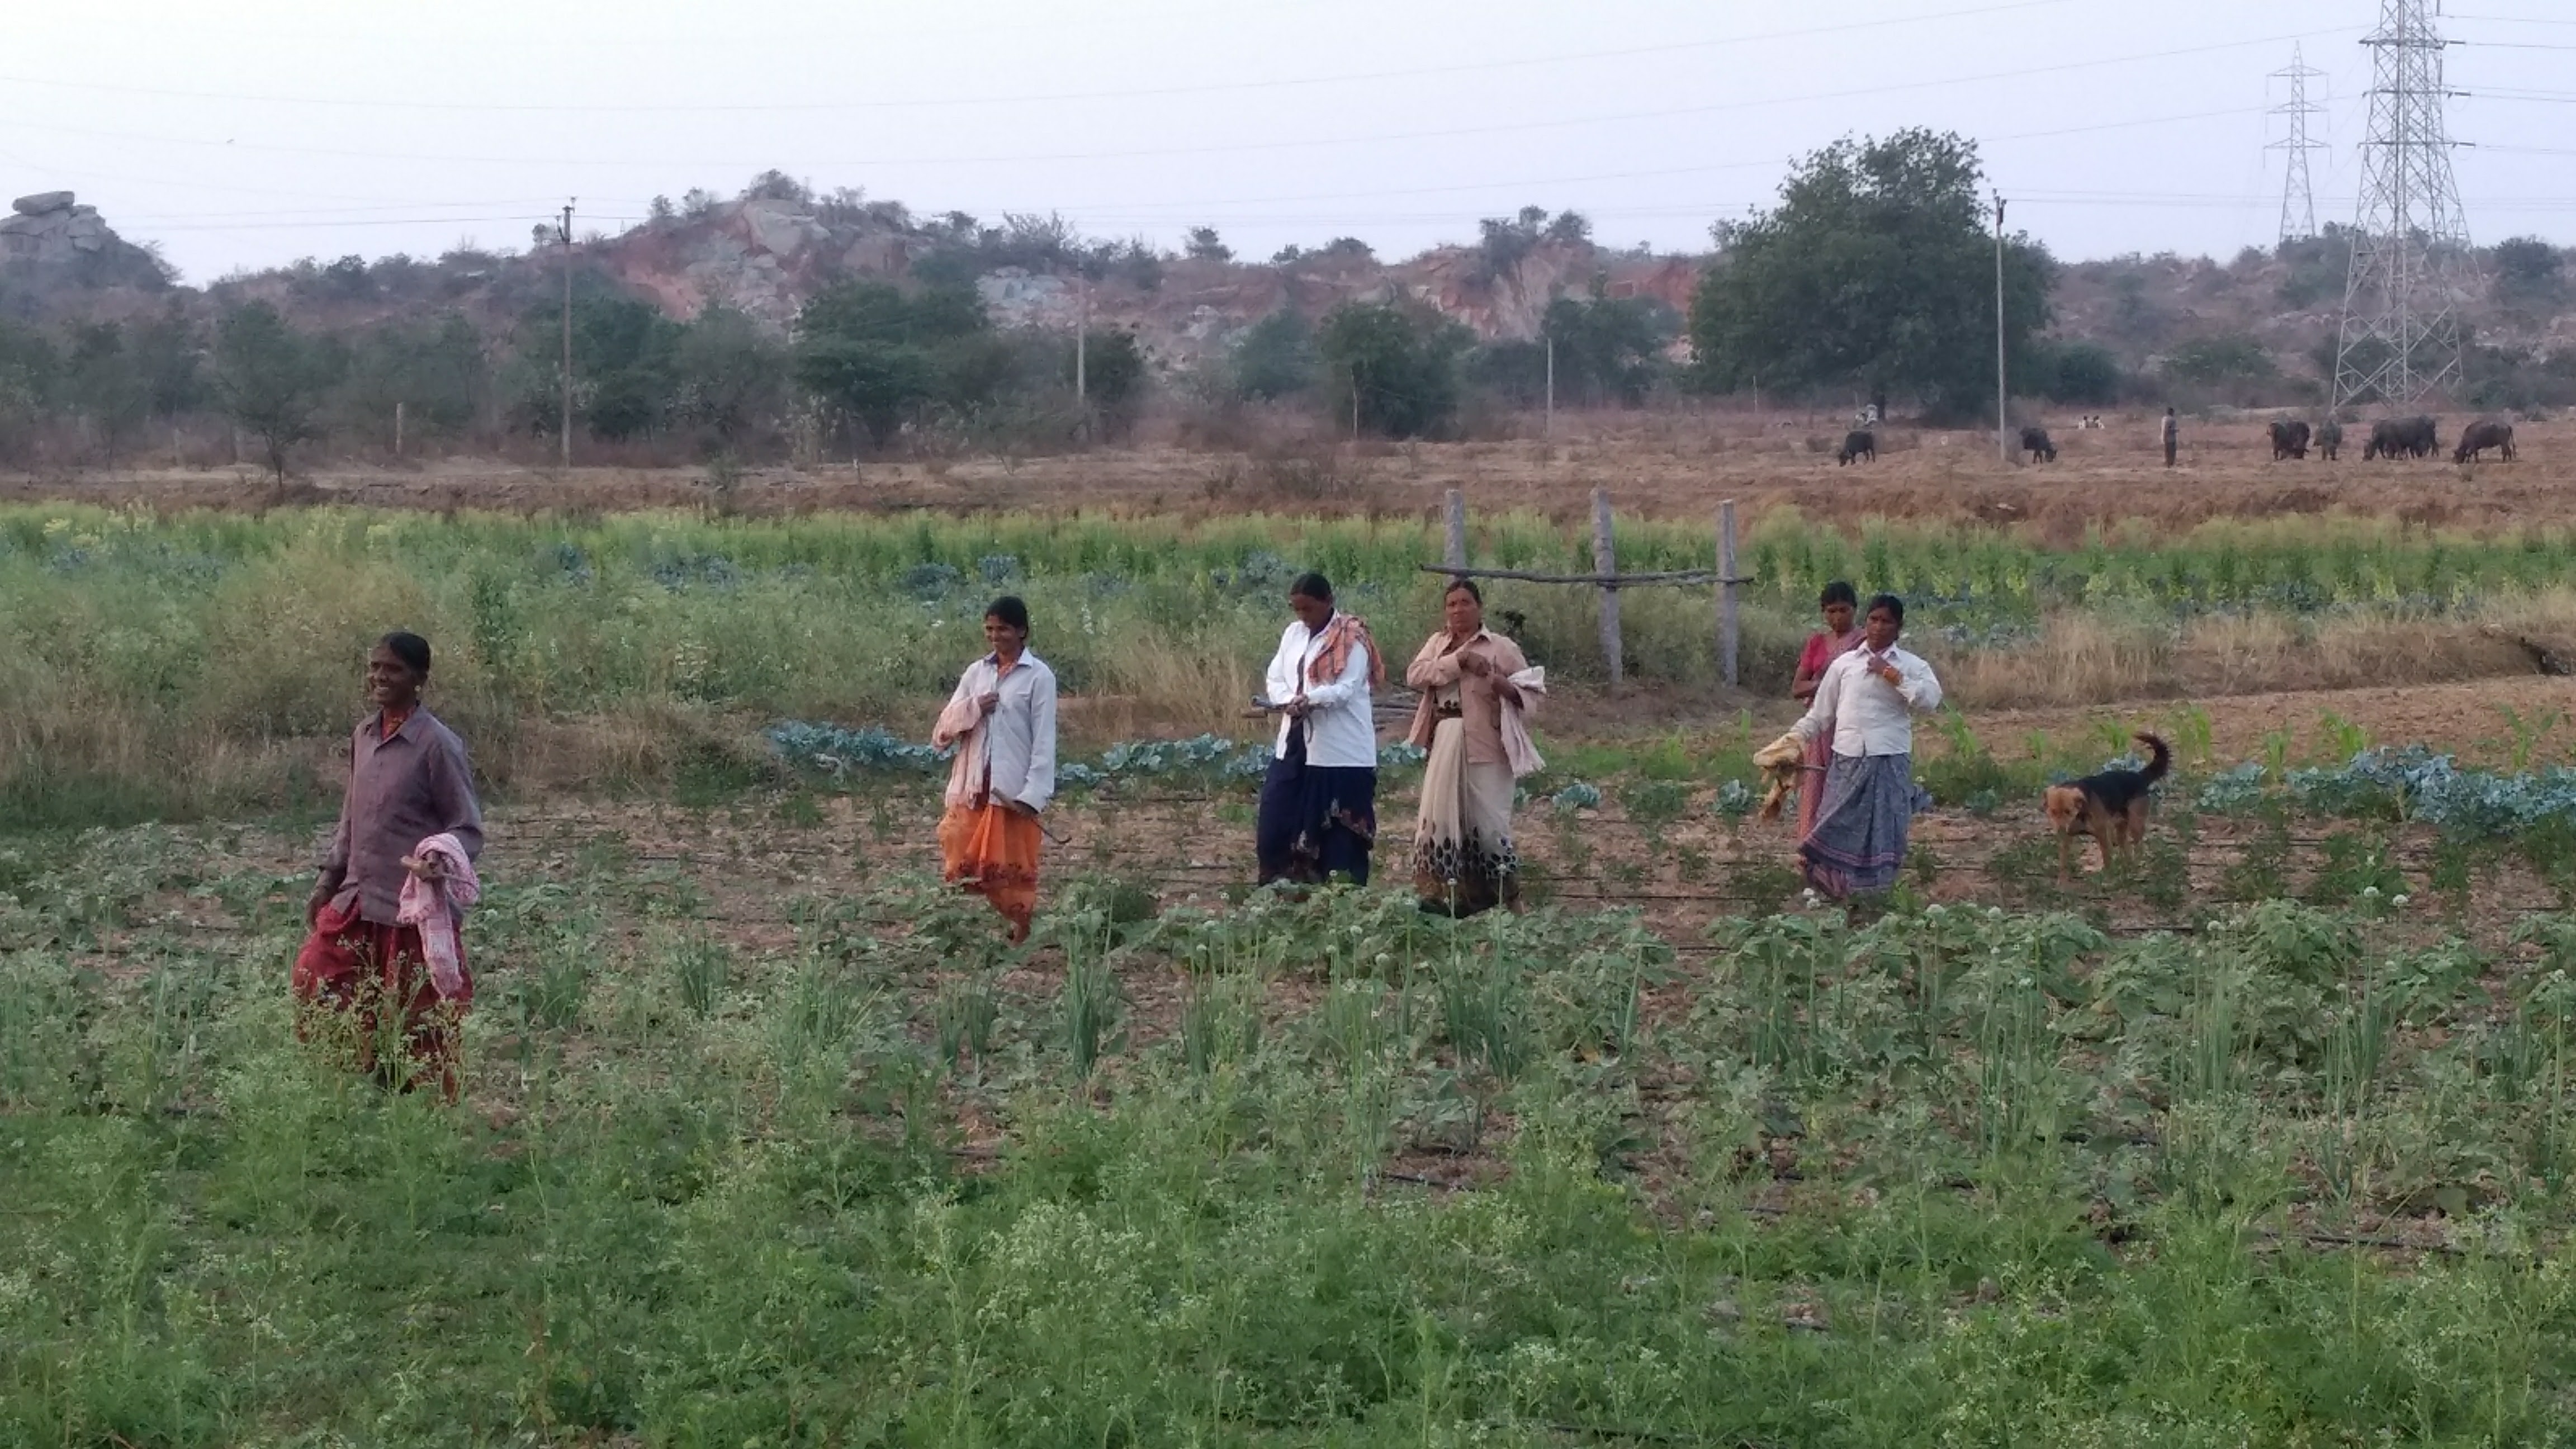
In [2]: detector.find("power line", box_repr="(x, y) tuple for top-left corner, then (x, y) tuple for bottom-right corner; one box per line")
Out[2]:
(0, 26), (2363, 173)
(0, 0), (2101, 115)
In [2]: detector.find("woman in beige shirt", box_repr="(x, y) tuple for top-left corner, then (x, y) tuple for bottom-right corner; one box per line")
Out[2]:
(1403, 580), (1540, 917)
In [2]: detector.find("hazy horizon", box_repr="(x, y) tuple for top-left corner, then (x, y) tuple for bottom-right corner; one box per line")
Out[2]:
(8, 0), (2574, 286)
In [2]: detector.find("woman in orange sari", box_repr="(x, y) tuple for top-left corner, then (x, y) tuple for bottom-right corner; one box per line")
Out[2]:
(932, 596), (1059, 943)
(1789, 581), (1863, 842)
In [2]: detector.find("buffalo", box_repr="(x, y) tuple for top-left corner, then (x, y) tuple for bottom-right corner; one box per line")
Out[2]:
(2019, 427), (2057, 463)
(1836, 429), (1876, 466)
(2269, 419), (2312, 461)
(2315, 418), (2343, 461)
(2455, 420), (2516, 464)
(2364, 415), (2439, 461)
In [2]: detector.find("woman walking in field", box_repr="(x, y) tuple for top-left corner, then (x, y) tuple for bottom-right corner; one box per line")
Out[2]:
(1788, 580), (1865, 844)
(932, 596), (1059, 944)
(297, 631), (484, 1102)
(1404, 579), (1543, 916)
(1255, 572), (1382, 888)
(1789, 594), (1943, 901)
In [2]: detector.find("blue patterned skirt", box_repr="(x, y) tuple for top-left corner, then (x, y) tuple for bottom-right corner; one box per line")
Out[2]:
(1797, 752), (1926, 899)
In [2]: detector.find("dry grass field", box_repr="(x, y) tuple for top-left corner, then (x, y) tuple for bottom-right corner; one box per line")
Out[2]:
(10, 410), (2564, 537)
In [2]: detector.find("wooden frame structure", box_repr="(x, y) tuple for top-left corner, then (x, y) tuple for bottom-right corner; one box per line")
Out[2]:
(1422, 486), (1747, 690)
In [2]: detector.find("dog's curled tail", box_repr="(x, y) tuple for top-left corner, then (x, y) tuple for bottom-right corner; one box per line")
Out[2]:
(2132, 732), (2172, 785)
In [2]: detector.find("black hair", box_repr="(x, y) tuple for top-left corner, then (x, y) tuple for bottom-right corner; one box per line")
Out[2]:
(1289, 571), (1334, 603)
(1865, 593), (1905, 629)
(1443, 577), (1483, 604)
(1819, 580), (1858, 608)
(984, 595), (1031, 634)
(377, 630), (432, 678)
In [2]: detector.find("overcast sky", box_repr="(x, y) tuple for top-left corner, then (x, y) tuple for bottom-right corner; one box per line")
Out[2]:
(6, 0), (2573, 284)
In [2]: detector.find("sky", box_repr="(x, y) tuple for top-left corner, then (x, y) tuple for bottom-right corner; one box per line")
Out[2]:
(6, 0), (2575, 285)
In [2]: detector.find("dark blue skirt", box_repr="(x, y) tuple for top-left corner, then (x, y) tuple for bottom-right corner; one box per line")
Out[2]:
(1256, 721), (1376, 887)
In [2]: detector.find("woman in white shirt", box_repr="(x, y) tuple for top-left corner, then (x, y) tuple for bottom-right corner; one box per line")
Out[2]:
(1254, 571), (1383, 887)
(932, 595), (1058, 942)
(1789, 593), (1943, 900)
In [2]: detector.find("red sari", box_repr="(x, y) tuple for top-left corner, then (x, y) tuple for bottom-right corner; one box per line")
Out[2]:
(293, 902), (471, 1101)
(1793, 628), (1864, 842)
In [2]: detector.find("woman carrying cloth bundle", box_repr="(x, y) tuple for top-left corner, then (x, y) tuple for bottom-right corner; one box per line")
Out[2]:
(1404, 579), (1543, 917)
(1255, 571), (1382, 888)
(1788, 580), (1865, 844)
(933, 595), (1059, 943)
(297, 631), (484, 1102)
(1789, 593), (1943, 901)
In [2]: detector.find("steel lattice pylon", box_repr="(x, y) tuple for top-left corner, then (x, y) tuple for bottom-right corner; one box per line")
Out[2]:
(2333, 0), (2471, 410)
(2271, 45), (2327, 247)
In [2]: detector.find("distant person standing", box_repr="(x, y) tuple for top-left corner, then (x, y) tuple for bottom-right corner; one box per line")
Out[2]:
(2162, 407), (2180, 468)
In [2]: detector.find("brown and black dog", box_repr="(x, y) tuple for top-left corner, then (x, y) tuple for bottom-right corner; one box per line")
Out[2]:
(2043, 733), (2171, 881)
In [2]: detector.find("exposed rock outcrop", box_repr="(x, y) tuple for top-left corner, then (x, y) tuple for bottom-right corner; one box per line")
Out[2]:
(1, 191), (115, 266)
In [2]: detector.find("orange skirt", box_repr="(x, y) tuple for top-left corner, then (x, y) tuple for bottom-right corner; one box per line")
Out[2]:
(938, 802), (1043, 935)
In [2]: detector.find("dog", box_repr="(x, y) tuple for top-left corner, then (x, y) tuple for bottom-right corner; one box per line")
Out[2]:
(2043, 732), (2171, 882)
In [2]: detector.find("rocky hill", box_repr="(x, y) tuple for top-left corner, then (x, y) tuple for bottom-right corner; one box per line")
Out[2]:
(5, 182), (2568, 406)
(0, 191), (177, 312)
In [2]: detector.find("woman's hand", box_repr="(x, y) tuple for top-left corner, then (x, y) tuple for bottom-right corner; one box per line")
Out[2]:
(978, 691), (1001, 716)
(402, 854), (447, 883)
(1874, 662), (1903, 686)
(305, 883), (333, 926)
(1494, 681), (1523, 709)
(1457, 649), (1491, 678)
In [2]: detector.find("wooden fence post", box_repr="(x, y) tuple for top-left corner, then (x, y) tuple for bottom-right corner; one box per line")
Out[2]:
(1443, 487), (1467, 574)
(394, 401), (405, 459)
(1592, 487), (1622, 689)
(1717, 499), (1740, 689)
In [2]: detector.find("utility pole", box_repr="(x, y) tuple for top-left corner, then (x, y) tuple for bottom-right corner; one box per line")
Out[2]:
(1543, 334), (1555, 440)
(1993, 193), (2010, 464)
(2270, 45), (2329, 247)
(1074, 280), (1087, 405)
(2334, 0), (2469, 409)
(558, 200), (575, 470)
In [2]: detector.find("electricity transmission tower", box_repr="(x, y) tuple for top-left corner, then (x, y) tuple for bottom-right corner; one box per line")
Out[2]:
(2270, 45), (2327, 246)
(2332, 0), (2471, 410)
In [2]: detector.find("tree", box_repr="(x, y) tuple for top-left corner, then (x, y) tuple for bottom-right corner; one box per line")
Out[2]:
(64, 323), (150, 466)
(0, 319), (60, 464)
(2493, 236), (2563, 303)
(1688, 129), (2054, 420)
(213, 302), (334, 479)
(515, 287), (685, 442)
(793, 281), (996, 449)
(796, 341), (932, 447)
(131, 305), (205, 419)
(2026, 339), (2123, 405)
(1073, 328), (1148, 437)
(1185, 227), (1233, 263)
(674, 306), (788, 445)
(1231, 309), (1319, 401)
(1318, 302), (1469, 439)
(339, 312), (487, 448)
(2160, 333), (2276, 391)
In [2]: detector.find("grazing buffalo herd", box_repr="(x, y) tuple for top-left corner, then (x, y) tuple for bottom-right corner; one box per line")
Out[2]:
(1825, 414), (2524, 466)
